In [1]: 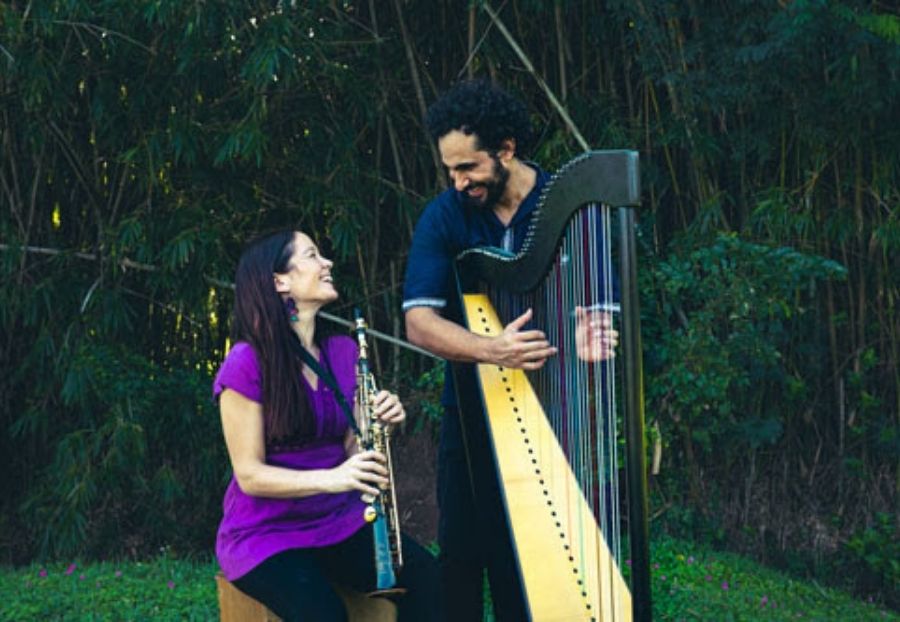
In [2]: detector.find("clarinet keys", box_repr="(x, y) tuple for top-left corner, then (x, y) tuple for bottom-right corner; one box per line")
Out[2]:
(354, 309), (405, 594)
(364, 505), (378, 523)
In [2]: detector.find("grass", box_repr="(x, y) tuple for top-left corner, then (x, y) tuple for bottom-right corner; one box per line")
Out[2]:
(0, 537), (896, 621)
(646, 536), (897, 621)
(0, 556), (219, 621)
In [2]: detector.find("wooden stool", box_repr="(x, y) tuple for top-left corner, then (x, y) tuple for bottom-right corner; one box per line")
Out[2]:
(216, 572), (397, 622)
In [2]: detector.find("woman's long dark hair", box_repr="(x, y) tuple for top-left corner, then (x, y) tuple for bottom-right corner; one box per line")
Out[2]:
(231, 231), (326, 445)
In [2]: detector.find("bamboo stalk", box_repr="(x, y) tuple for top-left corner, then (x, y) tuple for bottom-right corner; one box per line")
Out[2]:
(647, 81), (685, 225)
(579, 0), (587, 97)
(390, 259), (400, 387)
(854, 145), (866, 391)
(390, 0), (443, 176)
(482, 3), (590, 151)
(355, 240), (382, 378)
(554, 2), (567, 102)
(467, 5), (476, 80)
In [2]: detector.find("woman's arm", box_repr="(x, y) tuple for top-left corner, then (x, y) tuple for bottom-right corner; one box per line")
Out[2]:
(219, 388), (388, 499)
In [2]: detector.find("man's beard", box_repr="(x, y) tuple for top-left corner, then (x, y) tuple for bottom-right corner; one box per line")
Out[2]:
(461, 156), (509, 211)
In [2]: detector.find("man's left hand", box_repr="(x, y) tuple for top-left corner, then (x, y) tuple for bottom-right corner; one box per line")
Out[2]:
(574, 307), (618, 362)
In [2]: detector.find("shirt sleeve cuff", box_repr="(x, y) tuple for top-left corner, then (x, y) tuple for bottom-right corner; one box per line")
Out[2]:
(402, 297), (447, 312)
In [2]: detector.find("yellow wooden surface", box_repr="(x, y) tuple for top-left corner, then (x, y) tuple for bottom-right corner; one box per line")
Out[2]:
(216, 573), (281, 622)
(216, 572), (397, 622)
(463, 294), (632, 622)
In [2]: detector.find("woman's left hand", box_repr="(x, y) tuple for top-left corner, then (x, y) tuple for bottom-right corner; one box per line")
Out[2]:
(372, 390), (406, 426)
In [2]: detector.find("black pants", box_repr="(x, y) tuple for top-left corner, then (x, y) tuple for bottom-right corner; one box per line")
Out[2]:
(437, 407), (526, 622)
(232, 526), (438, 622)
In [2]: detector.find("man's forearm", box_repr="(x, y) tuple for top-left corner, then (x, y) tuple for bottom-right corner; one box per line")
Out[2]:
(405, 307), (491, 363)
(406, 306), (556, 370)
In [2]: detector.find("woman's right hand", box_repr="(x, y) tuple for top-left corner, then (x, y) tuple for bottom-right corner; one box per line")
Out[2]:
(323, 450), (388, 498)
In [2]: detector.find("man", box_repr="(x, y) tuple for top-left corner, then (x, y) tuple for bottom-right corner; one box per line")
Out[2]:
(402, 79), (617, 620)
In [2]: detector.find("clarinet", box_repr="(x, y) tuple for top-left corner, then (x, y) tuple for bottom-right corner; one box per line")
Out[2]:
(353, 309), (404, 595)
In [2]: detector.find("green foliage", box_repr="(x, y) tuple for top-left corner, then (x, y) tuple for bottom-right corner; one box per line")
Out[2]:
(0, 0), (413, 561)
(647, 233), (845, 455)
(0, 557), (218, 621)
(15, 341), (224, 558)
(2, 539), (897, 621)
(0, 0), (897, 609)
(411, 363), (445, 433)
(844, 513), (900, 605)
(650, 536), (899, 621)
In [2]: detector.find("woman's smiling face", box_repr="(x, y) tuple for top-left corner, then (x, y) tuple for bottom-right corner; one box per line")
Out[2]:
(275, 232), (338, 309)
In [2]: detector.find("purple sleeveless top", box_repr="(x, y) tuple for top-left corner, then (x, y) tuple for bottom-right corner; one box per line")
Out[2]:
(212, 336), (367, 581)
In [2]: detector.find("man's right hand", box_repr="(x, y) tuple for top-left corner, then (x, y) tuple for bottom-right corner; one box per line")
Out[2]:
(406, 305), (556, 369)
(488, 308), (557, 370)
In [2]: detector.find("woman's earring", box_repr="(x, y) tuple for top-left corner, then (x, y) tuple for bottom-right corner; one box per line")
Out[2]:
(284, 298), (298, 322)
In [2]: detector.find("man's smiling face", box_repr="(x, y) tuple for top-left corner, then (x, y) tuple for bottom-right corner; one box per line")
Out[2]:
(438, 129), (510, 211)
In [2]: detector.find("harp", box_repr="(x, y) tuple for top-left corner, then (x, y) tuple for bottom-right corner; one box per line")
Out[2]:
(451, 151), (651, 621)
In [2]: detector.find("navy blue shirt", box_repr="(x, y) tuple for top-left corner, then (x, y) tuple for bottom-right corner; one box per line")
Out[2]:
(402, 164), (551, 406)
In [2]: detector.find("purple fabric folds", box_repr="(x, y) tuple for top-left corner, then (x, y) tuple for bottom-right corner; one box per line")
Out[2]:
(212, 337), (367, 581)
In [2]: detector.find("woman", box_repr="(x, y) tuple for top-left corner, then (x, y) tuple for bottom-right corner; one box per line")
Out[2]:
(213, 230), (437, 621)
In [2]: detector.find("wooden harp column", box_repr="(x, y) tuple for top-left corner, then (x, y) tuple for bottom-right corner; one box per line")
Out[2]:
(451, 151), (651, 621)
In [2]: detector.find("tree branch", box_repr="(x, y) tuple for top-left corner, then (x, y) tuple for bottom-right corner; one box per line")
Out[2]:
(0, 243), (439, 360)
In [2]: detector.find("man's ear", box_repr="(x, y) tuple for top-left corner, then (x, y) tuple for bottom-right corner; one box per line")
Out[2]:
(497, 138), (517, 162)
(273, 273), (290, 294)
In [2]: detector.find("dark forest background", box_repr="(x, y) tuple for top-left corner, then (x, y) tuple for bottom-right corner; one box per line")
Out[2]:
(1, 0), (897, 607)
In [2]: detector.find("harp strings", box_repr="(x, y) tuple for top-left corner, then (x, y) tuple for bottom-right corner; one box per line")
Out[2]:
(601, 203), (624, 618)
(488, 202), (624, 614)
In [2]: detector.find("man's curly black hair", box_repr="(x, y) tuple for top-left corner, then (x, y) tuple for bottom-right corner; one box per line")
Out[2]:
(425, 79), (533, 156)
